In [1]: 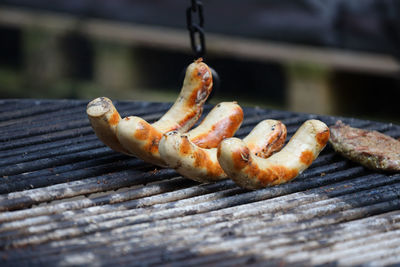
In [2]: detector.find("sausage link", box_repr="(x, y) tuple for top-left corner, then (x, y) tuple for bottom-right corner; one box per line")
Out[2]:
(217, 119), (329, 190)
(243, 120), (287, 159)
(159, 120), (287, 183)
(118, 101), (242, 167)
(86, 97), (132, 155)
(116, 116), (166, 166)
(87, 58), (213, 163)
(187, 102), (244, 149)
(152, 58), (213, 133)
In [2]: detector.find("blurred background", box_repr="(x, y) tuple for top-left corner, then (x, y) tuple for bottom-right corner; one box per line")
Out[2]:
(0, 0), (399, 122)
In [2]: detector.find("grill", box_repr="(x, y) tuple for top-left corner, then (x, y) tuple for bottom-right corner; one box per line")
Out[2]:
(1, 98), (400, 266)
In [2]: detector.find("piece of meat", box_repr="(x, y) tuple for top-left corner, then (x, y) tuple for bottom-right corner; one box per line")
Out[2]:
(87, 58), (214, 166)
(159, 120), (287, 183)
(218, 120), (329, 190)
(329, 121), (400, 172)
(116, 102), (243, 167)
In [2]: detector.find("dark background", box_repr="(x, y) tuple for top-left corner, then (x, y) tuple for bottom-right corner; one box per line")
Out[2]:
(0, 0), (399, 122)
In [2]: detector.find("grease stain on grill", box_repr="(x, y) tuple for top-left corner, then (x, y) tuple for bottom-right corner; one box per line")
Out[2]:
(183, 209), (198, 216)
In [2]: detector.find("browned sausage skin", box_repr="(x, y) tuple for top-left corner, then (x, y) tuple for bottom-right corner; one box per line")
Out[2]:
(217, 119), (329, 190)
(118, 102), (243, 166)
(86, 97), (132, 155)
(186, 102), (244, 148)
(159, 120), (287, 183)
(87, 58), (213, 165)
(152, 58), (213, 133)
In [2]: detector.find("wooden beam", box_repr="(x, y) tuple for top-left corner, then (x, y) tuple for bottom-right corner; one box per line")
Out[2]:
(1, 6), (399, 75)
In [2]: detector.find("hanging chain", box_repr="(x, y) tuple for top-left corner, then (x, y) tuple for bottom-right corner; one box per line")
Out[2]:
(185, 0), (220, 91)
(186, 0), (206, 58)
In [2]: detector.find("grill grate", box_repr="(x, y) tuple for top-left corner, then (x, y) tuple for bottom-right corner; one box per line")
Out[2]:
(1, 99), (400, 266)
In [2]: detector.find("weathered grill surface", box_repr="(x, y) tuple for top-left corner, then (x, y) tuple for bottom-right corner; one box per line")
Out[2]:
(1, 99), (400, 266)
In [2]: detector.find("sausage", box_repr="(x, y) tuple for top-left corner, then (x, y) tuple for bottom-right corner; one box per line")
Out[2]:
(159, 120), (287, 183)
(116, 116), (166, 166)
(86, 97), (132, 155)
(87, 58), (213, 160)
(242, 120), (287, 159)
(119, 101), (243, 166)
(187, 102), (244, 149)
(217, 119), (329, 189)
(152, 58), (213, 133)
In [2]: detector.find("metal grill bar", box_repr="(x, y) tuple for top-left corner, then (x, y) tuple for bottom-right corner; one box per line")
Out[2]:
(9, 212), (400, 266)
(2, 171), (398, 246)
(0, 155), (353, 213)
(0, 107), (170, 152)
(4, 183), (400, 265)
(0, 100), (82, 123)
(1, 99), (400, 266)
(0, 168), (373, 249)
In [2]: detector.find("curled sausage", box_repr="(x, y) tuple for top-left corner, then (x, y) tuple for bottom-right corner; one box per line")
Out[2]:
(185, 102), (244, 149)
(152, 58), (213, 133)
(217, 119), (329, 190)
(87, 58), (213, 159)
(86, 97), (132, 155)
(159, 120), (287, 183)
(118, 101), (243, 166)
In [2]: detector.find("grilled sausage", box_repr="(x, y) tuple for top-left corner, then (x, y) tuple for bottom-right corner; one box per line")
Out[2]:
(86, 97), (132, 155)
(152, 58), (213, 133)
(159, 120), (287, 183)
(87, 58), (213, 159)
(186, 102), (244, 149)
(116, 101), (242, 166)
(217, 119), (329, 189)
